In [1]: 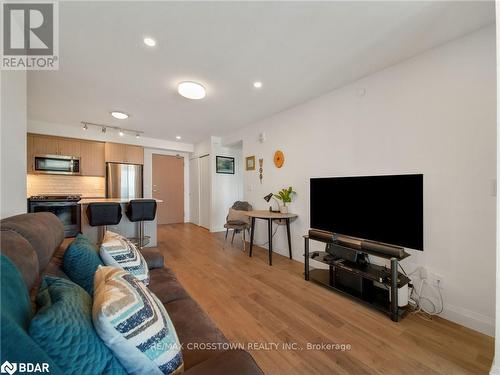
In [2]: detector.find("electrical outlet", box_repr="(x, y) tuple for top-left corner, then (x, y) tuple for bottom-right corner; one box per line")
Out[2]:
(429, 273), (444, 289)
(419, 267), (428, 280)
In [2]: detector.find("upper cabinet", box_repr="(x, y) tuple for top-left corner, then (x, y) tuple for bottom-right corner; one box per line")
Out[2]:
(80, 141), (105, 177)
(28, 134), (105, 176)
(27, 134), (142, 176)
(27, 134), (34, 173)
(32, 134), (81, 157)
(105, 142), (144, 165)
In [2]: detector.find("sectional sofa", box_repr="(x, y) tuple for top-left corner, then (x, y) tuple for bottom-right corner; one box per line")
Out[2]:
(0, 212), (263, 374)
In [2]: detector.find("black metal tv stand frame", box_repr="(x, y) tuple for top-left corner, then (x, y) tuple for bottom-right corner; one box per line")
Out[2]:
(304, 234), (411, 321)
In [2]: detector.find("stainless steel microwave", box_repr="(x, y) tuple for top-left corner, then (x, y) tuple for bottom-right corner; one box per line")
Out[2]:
(34, 155), (81, 175)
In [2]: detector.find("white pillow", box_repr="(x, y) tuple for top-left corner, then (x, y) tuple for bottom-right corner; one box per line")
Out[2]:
(100, 231), (150, 285)
(93, 266), (183, 375)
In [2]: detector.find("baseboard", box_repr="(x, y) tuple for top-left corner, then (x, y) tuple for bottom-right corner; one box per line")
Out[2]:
(432, 303), (494, 337)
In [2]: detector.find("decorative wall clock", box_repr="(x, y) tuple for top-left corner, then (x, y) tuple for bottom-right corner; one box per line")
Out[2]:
(274, 150), (285, 168)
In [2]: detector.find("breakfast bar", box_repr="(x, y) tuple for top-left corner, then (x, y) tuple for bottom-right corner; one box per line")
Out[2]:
(79, 198), (163, 247)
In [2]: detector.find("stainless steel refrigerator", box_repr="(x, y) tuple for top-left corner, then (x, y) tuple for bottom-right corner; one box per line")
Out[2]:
(106, 163), (143, 198)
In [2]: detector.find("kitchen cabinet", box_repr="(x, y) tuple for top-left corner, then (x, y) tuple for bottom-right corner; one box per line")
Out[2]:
(32, 134), (80, 157)
(33, 135), (59, 156)
(126, 145), (144, 165)
(105, 142), (144, 164)
(80, 141), (105, 176)
(58, 138), (81, 157)
(27, 134), (34, 172)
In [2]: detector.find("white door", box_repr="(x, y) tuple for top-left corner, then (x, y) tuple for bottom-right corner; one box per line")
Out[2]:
(189, 158), (200, 225)
(199, 155), (211, 230)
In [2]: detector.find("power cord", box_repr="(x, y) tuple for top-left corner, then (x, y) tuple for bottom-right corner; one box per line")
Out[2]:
(409, 276), (444, 318)
(255, 222), (280, 247)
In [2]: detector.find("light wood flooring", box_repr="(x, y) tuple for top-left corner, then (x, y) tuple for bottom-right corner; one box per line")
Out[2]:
(155, 223), (494, 375)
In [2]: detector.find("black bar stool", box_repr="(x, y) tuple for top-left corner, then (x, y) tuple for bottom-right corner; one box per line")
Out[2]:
(86, 203), (122, 242)
(125, 199), (157, 249)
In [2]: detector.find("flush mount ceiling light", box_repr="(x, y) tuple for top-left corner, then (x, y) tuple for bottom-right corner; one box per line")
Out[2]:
(253, 81), (263, 88)
(111, 111), (129, 120)
(143, 37), (156, 47)
(177, 81), (206, 100)
(176, 136), (182, 140)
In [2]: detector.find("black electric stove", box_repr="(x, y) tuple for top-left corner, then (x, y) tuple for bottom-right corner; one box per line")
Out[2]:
(28, 195), (82, 237)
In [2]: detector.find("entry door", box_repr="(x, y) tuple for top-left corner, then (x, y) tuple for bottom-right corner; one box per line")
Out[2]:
(199, 155), (211, 230)
(152, 154), (184, 224)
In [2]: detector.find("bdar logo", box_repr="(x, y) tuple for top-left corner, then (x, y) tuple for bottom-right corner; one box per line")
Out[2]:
(0, 361), (17, 375)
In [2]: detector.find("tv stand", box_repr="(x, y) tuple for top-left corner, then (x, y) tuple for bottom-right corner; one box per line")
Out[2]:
(304, 234), (411, 321)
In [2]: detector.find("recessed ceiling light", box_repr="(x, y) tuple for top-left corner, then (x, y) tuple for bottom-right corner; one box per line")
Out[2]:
(176, 136), (181, 140)
(143, 37), (156, 47)
(253, 81), (262, 88)
(111, 111), (129, 120)
(177, 81), (206, 100)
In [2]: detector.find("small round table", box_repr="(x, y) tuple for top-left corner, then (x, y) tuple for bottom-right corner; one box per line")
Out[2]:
(244, 210), (298, 266)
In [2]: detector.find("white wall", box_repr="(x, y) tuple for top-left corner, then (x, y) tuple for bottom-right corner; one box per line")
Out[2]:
(28, 119), (194, 153)
(211, 139), (244, 232)
(491, 3), (500, 373)
(1, 71), (27, 218)
(222, 26), (496, 335)
(190, 137), (244, 231)
(143, 148), (190, 223)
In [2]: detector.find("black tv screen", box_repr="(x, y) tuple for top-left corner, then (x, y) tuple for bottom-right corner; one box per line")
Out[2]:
(310, 174), (423, 250)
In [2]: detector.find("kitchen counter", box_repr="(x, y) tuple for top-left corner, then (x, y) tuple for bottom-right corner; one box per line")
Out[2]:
(79, 198), (162, 247)
(79, 198), (163, 204)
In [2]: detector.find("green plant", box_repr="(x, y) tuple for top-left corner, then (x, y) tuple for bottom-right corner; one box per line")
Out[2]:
(274, 186), (296, 206)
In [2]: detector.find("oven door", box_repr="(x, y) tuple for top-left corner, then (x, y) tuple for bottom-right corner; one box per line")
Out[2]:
(34, 155), (80, 175)
(28, 201), (80, 237)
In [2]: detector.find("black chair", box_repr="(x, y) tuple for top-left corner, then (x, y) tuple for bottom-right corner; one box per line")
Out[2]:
(125, 199), (157, 249)
(86, 203), (122, 242)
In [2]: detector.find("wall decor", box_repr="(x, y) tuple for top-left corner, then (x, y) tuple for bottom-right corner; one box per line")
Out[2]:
(246, 156), (256, 171)
(216, 156), (235, 174)
(258, 158), (263, 184)
(274, 150), (285, 168)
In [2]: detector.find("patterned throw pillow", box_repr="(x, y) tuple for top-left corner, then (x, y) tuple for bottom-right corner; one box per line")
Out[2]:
(93, 266), (183, 375)
(100, 231), (149, 285)
(29, 276), (127, 375)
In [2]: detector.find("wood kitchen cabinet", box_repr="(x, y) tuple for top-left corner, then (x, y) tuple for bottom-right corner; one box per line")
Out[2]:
(58, 138), (81, 157)
(105, 142), (144, 164)
(80, 141), (105, 176)
(32, 134), (81, 157)
(33, 135), (59, 156)
(126, 145), (144, 165)
(27, 134), (34, 172)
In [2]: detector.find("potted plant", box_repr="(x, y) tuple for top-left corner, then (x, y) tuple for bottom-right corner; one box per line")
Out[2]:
(274, 187), (296, 213)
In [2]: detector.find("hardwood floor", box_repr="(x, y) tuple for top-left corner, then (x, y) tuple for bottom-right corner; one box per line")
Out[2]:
(156, 223), (494, 375)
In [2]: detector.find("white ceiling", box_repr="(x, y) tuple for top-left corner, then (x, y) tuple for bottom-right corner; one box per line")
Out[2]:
(28, 1), (495, 144)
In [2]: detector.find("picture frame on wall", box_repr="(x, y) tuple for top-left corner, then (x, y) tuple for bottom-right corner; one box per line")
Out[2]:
(246, 156), (256, 171)
(216, 156), (235, 174)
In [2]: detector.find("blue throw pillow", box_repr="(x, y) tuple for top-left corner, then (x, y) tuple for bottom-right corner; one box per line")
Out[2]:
(29, 276), (126, 375)
(0, 255), (63, 374)
(62, 234), (103, 295)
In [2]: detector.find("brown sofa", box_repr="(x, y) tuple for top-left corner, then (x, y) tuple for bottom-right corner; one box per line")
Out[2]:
(0, 212), (264, 375)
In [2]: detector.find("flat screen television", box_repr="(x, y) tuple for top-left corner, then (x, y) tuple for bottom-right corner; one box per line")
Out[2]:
(310, 174), (423, 250)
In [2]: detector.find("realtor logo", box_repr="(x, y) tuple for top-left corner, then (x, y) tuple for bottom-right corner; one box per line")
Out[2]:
(1, 1), (59, 69)
(0, 361), (17, 375)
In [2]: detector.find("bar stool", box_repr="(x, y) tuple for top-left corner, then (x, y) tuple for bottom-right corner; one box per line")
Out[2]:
(126, 199), (157, 249)
(86, 203), (122, 243)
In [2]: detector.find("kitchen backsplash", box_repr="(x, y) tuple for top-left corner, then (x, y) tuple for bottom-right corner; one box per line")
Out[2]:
(27, 175), (105, 197)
